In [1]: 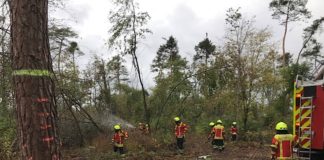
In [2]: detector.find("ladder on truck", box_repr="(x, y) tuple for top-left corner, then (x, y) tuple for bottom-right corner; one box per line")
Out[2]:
(312, 59), (324, 80)
(297, 96), (314, 160)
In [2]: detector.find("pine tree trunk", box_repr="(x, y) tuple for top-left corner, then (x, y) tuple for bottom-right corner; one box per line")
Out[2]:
(100, 60), (112, 113)
(10, 0), (61, 159)
(57, 39), (63, 74)
(282, 4), (290, 66)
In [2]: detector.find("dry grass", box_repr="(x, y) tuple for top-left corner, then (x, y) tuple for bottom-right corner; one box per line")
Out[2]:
(63, 130), (271, 160)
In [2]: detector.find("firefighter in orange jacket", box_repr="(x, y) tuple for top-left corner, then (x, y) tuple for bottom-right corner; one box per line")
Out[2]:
(270, 122), (298, 160)
(208, 122), (215, 139)
(230, 122), (238, 141)
(207, 122), (216, 146)
(211, 120), (225, 151)
(138, 122), (149, 134)
(112, 124), (128, 155)
(174, 117), (188, 154)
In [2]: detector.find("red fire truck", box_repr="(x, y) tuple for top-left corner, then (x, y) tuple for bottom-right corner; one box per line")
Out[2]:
(293, 60), (324, 160)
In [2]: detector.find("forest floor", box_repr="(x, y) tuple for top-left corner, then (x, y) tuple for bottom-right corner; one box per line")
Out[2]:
(63, 130), (271, 160)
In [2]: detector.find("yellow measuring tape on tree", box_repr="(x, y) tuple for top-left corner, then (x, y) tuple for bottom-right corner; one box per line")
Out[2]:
(13, 69), (53, 77)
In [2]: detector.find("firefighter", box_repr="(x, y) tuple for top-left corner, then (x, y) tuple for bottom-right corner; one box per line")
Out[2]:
(207, 122), (216, 146)
(212, 120), (225, 151)
(174, 117), (188, 154)
(208, 122), (216, 139)
(270, 122), (298, 160)
(112, 124), (128, 156)
(208, 122), (215, 133)
(230, 122), (238, 141)
(138, 122), (149, 134)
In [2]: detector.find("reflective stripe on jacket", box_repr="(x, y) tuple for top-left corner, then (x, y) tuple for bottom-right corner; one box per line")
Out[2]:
(231, 127), (237, 135)
(175, 122), (188, 138)
(112, 130), (128, 147)
(271, 134), (297, 159)
(213, 124), (224, 140)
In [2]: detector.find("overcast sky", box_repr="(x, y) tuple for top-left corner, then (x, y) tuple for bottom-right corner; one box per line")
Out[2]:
(52, 0), (324, 88)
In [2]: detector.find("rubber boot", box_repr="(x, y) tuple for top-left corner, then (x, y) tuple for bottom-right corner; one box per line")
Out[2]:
(218, 146), (222, 152)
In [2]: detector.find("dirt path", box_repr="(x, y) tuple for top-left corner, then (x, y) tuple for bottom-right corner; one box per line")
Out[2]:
(65, 141), (270, 160)
(126, 142), (269, 160)
(64, 130), (271, 160)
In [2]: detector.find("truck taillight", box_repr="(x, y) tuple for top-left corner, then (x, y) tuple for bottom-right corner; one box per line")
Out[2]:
(296, 93), (301, 98)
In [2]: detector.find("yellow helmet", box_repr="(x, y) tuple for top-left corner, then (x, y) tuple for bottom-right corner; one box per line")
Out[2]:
(209, 122), (215, 126)
(217, 120), (222, 124)
(275, 122), (287, 130)
(174, 117), (180, 122)
(114, 124), (121, 130)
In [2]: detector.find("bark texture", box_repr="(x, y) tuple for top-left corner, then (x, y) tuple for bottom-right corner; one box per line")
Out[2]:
(10, 0), (61, 159)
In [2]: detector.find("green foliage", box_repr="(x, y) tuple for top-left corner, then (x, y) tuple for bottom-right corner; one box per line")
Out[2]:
(0, 6), (14, 157)
(269, 0), (311, 24)
(46, 2), (319, 153)
(267, 63), (310, 120)
(49, 25), (77, 41)
(2, 1), (318, 155)
(219, 8), (280, 131)
(108, 0), (152, 126)
(300, 17), (324, 59)
(107, 55), (129, 92)
(280, 63), (310, 93)
(193, 36), (217, 97)
(0, 110), (15, 159)
(113, 84), (144, 121)
(303, 17), (324, 39)
(108, 0), (152, 52)
(150, 36), (192, 130)
(194, 36), (216, 62)
(269, 0), (311, 65)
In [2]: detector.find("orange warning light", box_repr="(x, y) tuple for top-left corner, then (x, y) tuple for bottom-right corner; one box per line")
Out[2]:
(296, 93), (301, 98)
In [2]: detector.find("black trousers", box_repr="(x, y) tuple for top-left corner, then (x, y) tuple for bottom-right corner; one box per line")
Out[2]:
(214, 139), (224, 148)
(114, 146), (124, 154)
(212, 139), (216, 145)
(176, 137), (184, 149)
(231, 134), (237, 141)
